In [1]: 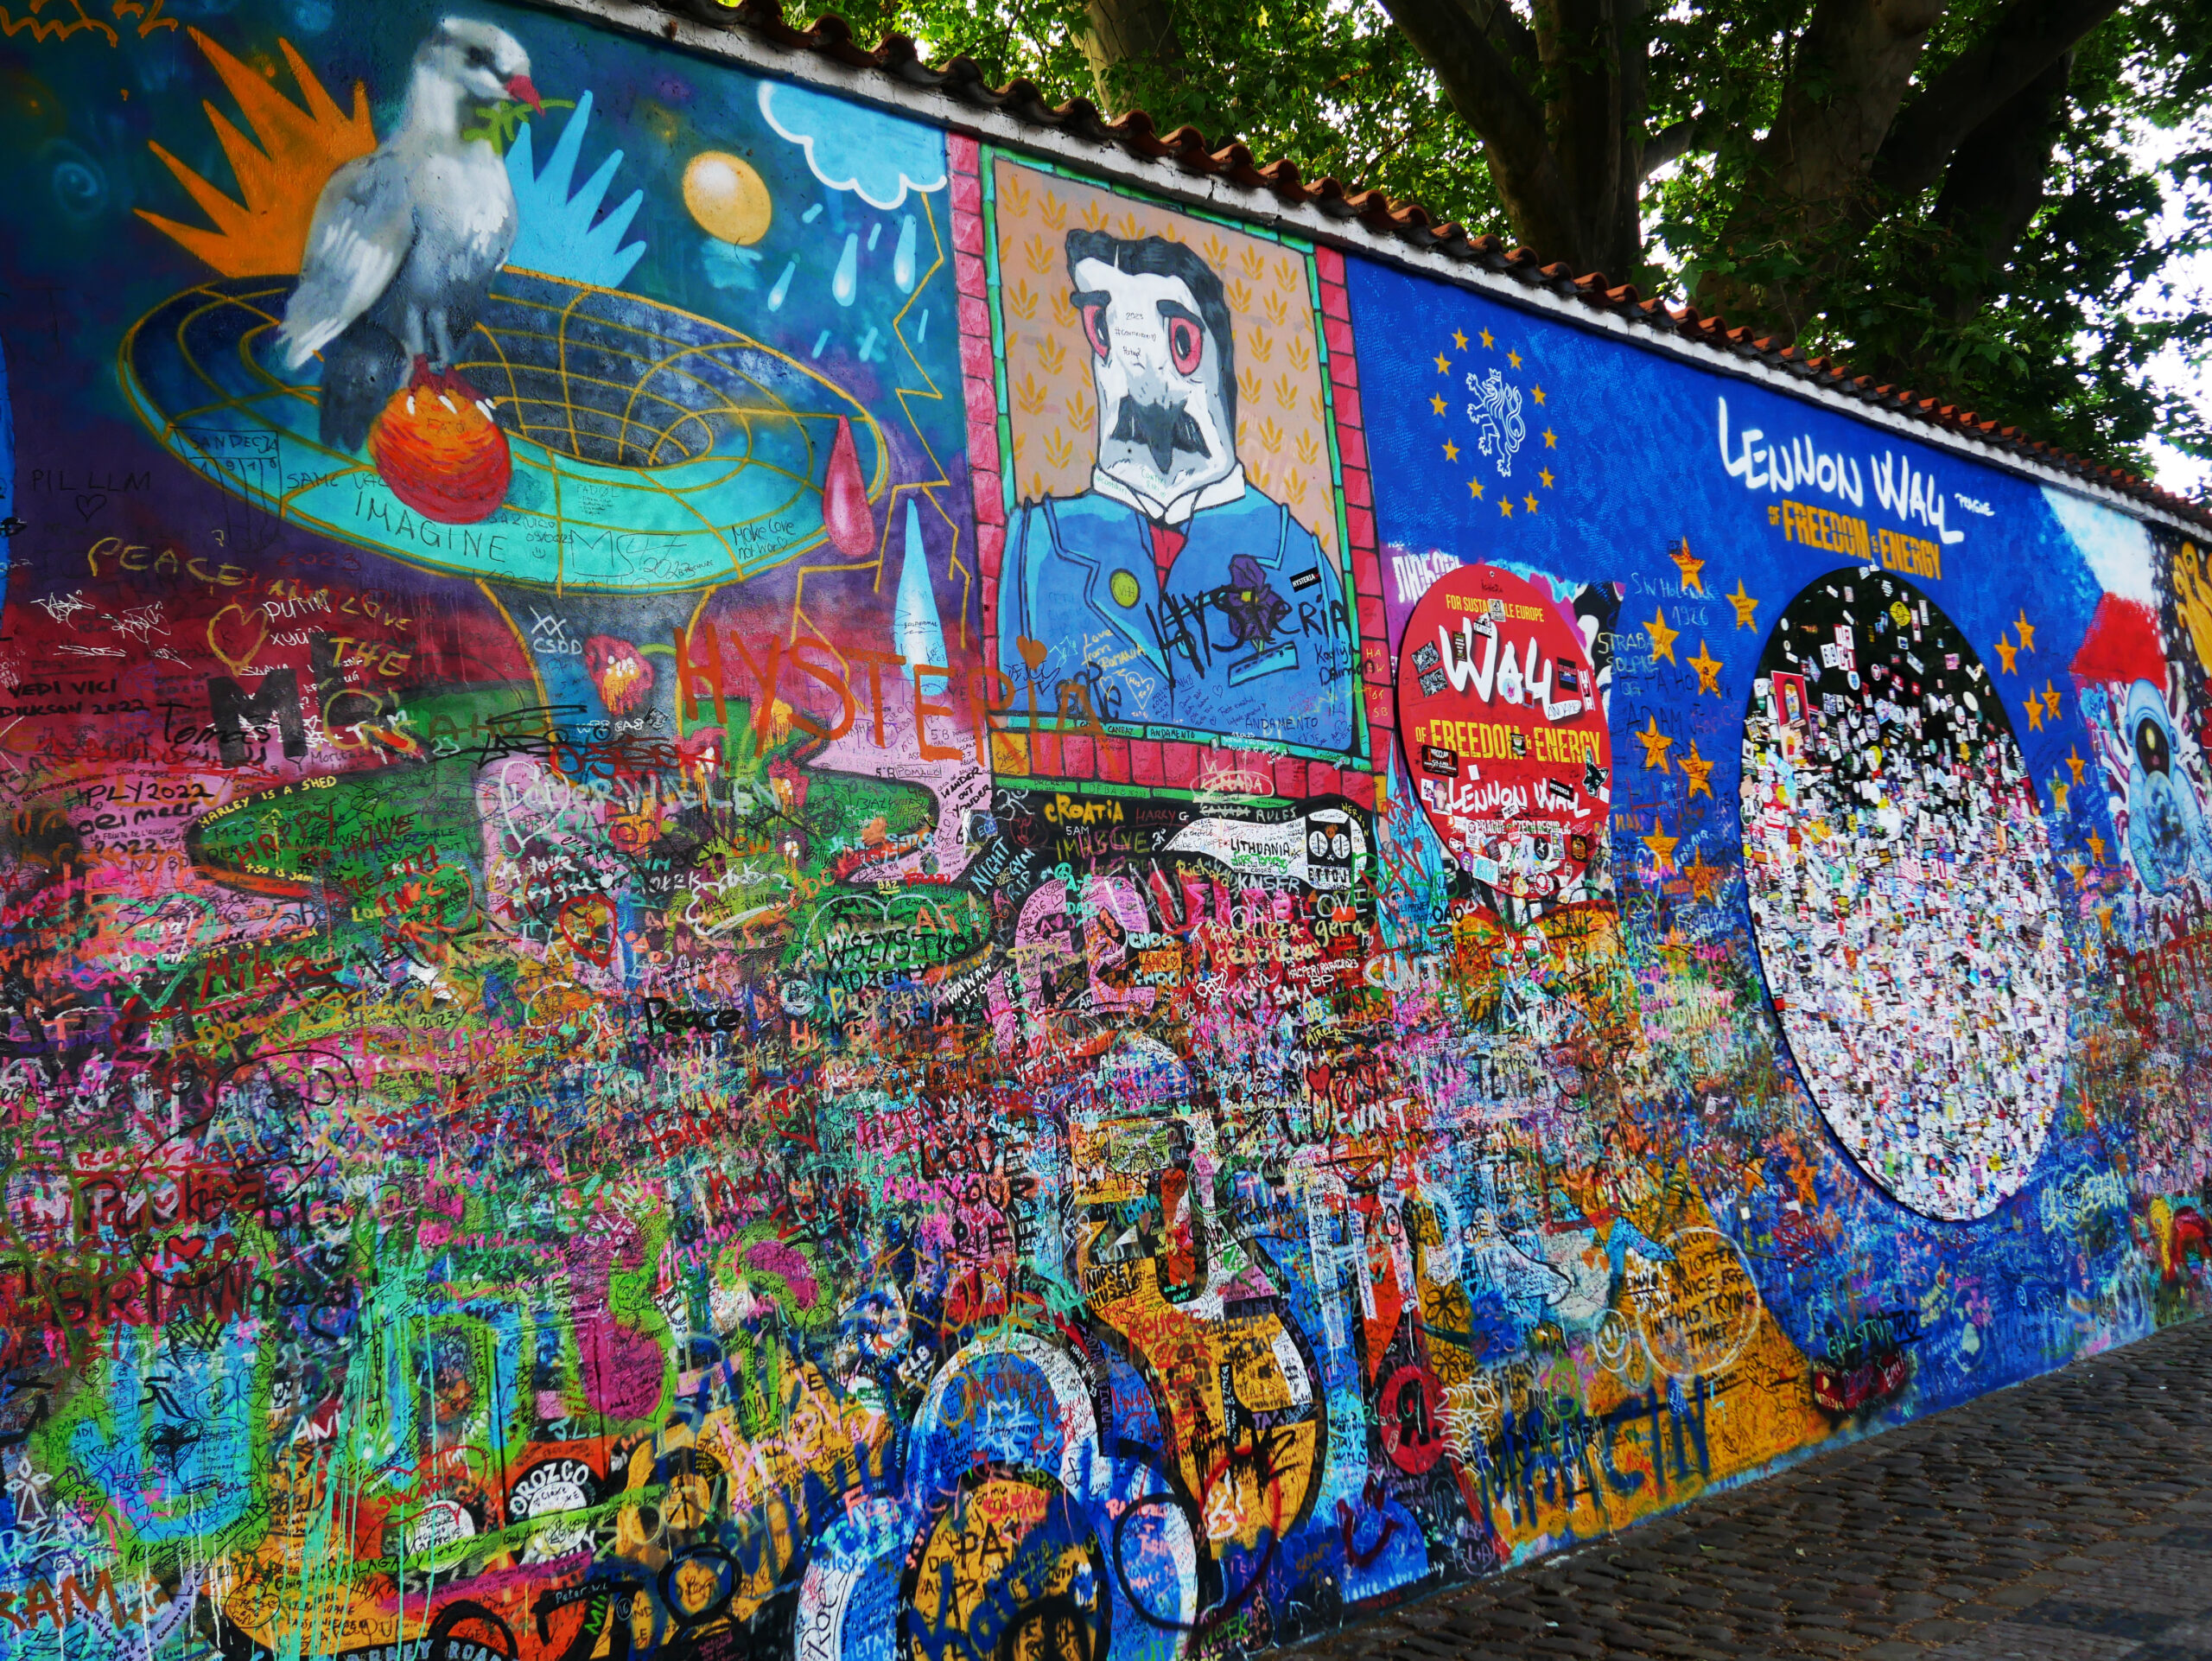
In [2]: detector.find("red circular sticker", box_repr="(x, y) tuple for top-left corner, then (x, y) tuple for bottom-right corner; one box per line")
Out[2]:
(1396, 563), (1611, 906)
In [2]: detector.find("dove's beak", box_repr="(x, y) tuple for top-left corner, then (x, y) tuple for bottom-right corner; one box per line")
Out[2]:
(506, 74), (543, 115)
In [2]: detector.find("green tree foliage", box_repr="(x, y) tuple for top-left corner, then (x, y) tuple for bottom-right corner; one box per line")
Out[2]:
(817, 0), (2210, 479)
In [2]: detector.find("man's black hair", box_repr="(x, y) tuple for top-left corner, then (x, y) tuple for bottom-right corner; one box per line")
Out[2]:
(1065, 229), (1237, 436)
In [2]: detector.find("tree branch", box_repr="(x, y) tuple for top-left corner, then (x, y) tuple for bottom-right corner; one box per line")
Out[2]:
(1377, 0), (1548, 146)
(1642, 112), (1706, 177)
(1376, 0), (1580, 255)
(1872, 0), (2121, 198)
(1760, 0), (1947, 205)
(1925, 48), (2074, 319)
(1465, 0), (1541, 75)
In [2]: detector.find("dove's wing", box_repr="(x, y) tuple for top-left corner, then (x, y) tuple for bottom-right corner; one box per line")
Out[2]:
(278, 150), (414, 370)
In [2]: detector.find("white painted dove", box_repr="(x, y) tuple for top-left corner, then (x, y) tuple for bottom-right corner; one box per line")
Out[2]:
(277, 17), (542, 451)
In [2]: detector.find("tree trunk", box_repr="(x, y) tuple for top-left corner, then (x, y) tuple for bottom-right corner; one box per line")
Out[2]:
(1535, 0), (1649, 279)
(1377, 0), (1649, 277)
(1693, 0), (1945, 340)
(1081, 0), (1192, 121)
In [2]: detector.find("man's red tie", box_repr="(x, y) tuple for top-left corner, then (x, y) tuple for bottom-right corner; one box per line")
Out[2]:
(1150, 521), (1188, 586)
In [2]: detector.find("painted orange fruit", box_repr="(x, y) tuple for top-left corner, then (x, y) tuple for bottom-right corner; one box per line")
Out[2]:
(367, 385), (512, 524)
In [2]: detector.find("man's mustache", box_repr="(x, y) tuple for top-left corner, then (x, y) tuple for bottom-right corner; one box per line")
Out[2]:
(1109, 397), (1210, 474)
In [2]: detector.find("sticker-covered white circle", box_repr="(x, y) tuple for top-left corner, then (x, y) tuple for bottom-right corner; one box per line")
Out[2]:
(1740, 571), (2069, 1219)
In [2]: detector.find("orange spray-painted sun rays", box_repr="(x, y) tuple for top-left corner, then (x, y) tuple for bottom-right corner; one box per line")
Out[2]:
(137, 27), (375, 277)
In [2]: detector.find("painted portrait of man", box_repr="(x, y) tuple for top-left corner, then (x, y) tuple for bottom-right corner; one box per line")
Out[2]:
(995, 227), (1357, 754)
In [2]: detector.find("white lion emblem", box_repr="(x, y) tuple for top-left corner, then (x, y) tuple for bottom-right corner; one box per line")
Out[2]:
(1465, 367), (1527, 477)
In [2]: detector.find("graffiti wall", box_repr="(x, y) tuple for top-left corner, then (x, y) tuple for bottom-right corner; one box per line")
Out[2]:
(0, 3), (2207, 1658)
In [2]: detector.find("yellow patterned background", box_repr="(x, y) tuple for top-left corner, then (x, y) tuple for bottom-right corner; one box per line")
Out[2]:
(991, 156), (1342, 570)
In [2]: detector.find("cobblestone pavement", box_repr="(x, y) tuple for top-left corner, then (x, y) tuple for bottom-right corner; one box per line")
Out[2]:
(1281, 1317), (2212, 1661)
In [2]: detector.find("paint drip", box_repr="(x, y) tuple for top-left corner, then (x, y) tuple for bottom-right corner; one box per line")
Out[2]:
(823, 415), (874, 557)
